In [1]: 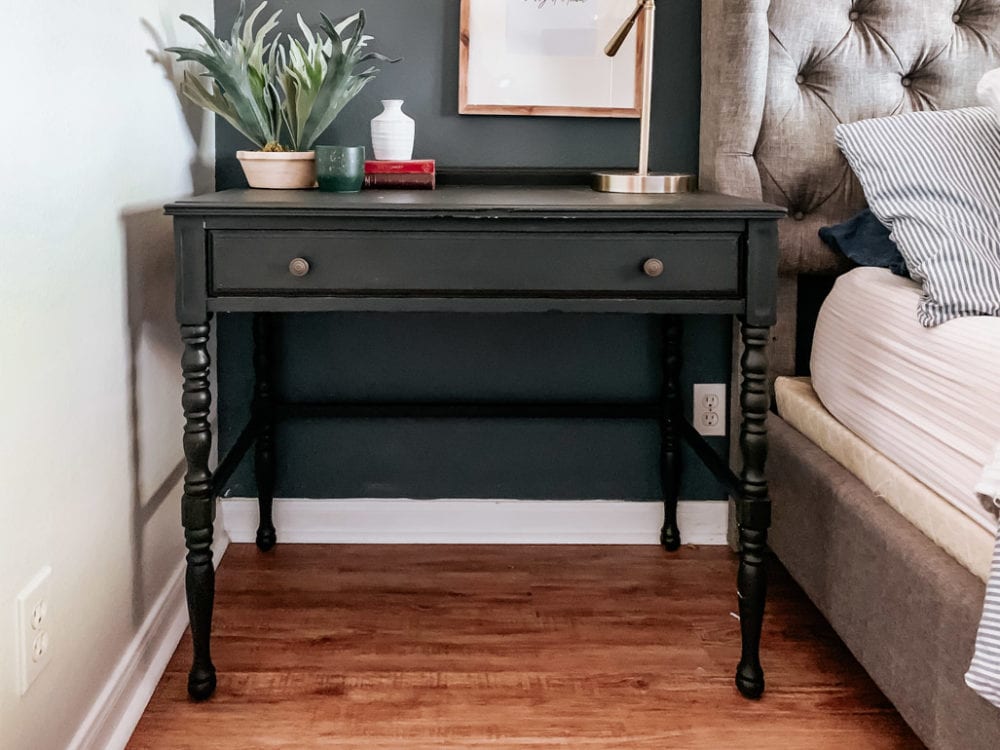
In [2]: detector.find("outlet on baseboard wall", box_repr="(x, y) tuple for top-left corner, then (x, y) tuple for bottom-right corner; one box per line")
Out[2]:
(693, 383), (727, 437)
(16, 566), (53, 695)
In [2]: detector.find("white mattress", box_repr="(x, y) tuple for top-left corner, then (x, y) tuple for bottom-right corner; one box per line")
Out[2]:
(811, 267), (1000, 534)
(776, 377), (994, 581)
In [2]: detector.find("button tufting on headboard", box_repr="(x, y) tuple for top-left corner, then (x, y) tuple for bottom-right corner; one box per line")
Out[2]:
(701, 0), (1000, 275)
(700, 0), (1000, 375)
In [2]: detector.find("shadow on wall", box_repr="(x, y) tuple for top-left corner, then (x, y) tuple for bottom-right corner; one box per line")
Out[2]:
(119, 19), (214, 627)
(121, 206), (185, 629)
(142, 17), (214, 194)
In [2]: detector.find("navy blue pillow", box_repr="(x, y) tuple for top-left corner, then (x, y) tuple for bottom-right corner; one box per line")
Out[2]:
(819, 209), (909, 277)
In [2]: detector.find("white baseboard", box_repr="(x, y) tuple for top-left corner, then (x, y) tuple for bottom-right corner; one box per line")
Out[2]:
(68, 521), (230, 750)
(221, 498), (728, 545)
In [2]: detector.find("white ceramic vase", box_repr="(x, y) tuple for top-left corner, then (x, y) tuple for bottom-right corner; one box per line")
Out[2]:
(370, 99), (415, 161)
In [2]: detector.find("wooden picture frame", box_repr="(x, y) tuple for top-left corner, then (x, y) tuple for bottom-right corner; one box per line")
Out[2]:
(459, 0), (645, 118)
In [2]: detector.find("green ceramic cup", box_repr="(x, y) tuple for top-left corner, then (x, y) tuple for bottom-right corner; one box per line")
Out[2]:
(315, 145), (366, 193)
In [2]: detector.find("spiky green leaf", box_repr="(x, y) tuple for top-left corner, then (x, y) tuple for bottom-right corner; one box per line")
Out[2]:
(169, 3), (399, 152)
(167, 1), (282, 148)
(179, 71), (267, 148)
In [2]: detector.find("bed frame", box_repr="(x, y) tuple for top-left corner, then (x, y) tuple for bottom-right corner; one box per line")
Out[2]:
(700, 2), (1000, 747)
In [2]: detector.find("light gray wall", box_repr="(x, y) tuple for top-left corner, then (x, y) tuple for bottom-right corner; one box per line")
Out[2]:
(0, 2), (213, 747)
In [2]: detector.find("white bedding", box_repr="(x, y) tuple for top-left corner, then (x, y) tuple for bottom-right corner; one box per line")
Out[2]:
(775, 377), (994, 581)
(811, 267), (1000, 533)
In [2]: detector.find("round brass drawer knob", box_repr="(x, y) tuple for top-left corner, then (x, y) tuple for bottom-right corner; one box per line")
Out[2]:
(288, 257), (310, 277)
(643, 258), (664, 278)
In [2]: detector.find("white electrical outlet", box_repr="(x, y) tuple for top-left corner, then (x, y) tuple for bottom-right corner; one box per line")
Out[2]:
(693, 383), (727, 437)
(16, 566), (52, 694)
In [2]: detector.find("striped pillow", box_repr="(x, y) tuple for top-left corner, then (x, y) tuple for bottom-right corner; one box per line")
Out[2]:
(835, 107), (1000, 326)
(979, 68), (1000, 127)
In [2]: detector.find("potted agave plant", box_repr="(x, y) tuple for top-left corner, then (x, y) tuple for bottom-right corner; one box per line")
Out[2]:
(167, 1), (398, 188)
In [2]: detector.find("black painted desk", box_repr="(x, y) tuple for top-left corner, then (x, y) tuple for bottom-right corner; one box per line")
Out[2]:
(167, 185), (784, 702)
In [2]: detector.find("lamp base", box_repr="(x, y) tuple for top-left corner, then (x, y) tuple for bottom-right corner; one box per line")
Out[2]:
(591, 171), (697, 194)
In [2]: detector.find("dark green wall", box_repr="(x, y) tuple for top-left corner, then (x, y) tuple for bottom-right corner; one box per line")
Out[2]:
(214, 0), (729, 501)
(215, 0), (701, 182)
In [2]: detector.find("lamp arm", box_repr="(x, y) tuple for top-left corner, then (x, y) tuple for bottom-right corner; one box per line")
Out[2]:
(604, 0), (645, 57)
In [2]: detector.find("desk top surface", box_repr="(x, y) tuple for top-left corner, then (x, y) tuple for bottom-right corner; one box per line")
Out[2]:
(166, 186), (786, 219)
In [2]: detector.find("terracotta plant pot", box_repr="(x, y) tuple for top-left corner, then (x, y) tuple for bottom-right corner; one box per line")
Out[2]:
(236, 150), (316, 189)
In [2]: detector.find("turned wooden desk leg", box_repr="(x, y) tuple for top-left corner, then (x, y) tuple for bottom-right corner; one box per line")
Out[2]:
(735, 322), (771, 699)
(659, 315), (682, 551)
(253, 313), (277, 552)
(180, 321), (217, 701)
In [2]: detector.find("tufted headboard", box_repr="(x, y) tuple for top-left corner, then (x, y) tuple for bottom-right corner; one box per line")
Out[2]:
(700, 0), (1000, 372)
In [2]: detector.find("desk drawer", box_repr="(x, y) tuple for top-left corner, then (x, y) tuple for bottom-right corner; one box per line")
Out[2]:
(210, 231), (741, 296)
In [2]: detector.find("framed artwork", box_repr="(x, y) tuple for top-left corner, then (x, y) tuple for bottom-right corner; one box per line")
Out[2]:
(459, 0), (645, 118)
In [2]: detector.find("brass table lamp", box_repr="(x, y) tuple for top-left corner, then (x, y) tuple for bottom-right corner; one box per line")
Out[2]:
(592, 0), (696, 194)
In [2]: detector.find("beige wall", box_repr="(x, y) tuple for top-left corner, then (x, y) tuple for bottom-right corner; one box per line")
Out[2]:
(0, 2), (213, 747)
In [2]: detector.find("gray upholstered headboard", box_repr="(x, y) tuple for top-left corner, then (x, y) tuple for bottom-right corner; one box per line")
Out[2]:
(700, 0), (1000, 372)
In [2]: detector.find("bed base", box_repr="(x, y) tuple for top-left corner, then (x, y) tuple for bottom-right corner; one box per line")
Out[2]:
(769, 416), (999, 749)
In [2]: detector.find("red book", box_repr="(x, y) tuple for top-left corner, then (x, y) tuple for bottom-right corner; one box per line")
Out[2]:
(363, 172), (436, 190)
(364, 159), (435, 175)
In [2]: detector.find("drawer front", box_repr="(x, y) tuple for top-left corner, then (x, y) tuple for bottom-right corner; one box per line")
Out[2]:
(210, 231), (741, 296)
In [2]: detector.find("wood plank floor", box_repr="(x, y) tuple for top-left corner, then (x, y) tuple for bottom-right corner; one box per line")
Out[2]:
(129, 545), (922, 749)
